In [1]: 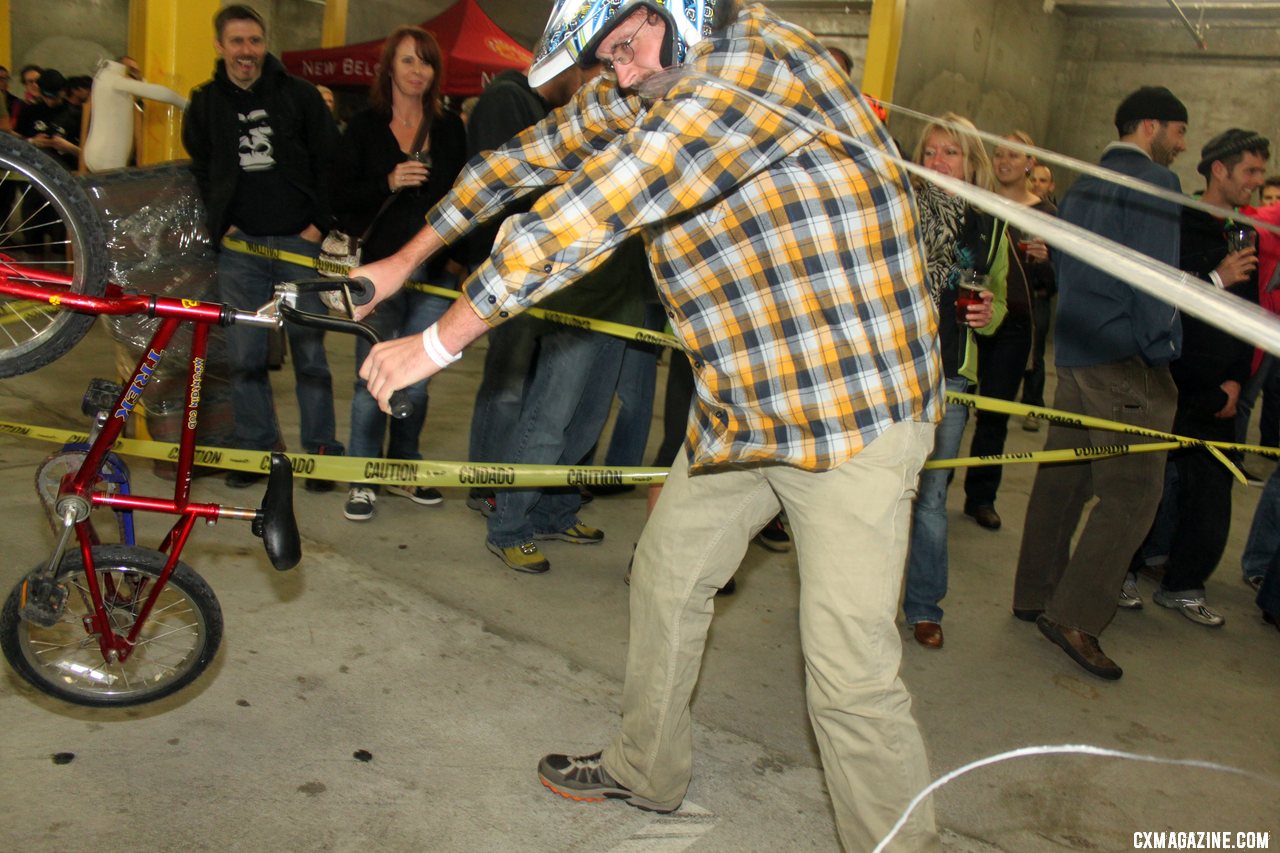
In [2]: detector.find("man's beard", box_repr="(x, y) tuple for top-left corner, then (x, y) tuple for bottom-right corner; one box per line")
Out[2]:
(1151, 136), (1177, 167)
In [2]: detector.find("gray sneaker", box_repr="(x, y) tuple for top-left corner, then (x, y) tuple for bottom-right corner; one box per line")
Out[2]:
(1118, 573), (1143, 610)
(1152, 587), (1225, 627)
(343, 487), (376, 521)
(537, 751), (679, 812)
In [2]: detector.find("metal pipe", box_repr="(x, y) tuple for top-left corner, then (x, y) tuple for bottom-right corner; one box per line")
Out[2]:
(1167, 0), (1208, 48)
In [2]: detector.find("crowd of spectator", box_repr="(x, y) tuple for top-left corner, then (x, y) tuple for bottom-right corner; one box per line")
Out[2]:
(6, 2), (1278, 658)
(8, 4), (1280, 849)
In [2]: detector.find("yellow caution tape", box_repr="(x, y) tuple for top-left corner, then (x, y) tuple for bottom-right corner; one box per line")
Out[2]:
(3, 385), (1273, 488)
(0, 301), (58, 327)
(0, 419), (671, 488)
(945, 391), (1280, 482)
(222, 237), (682, 350)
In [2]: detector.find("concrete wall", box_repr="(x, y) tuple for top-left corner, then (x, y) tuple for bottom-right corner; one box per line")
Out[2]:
(10, 0), (130, 77)
(888, 0), (1067, 158)
(345, 0), (450, 45)
(1047, 17), (1280, 193)
(774, 3), (871, 79)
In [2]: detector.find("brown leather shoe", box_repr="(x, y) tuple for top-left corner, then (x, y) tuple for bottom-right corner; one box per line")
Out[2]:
(912, 621), (944, 649)
(1036, 615), (1122, 680)
(964, 503), (1002, 530)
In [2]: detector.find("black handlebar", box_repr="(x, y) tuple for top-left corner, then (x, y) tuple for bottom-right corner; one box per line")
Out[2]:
(283, 276), (375, 306)
(277, 288), (412, 420)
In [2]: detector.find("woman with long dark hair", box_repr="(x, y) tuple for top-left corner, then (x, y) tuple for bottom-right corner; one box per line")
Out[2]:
(333, 26), (466, 522)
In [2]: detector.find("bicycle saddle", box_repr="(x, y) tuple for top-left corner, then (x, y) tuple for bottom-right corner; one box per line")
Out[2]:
(252, 453), (301, 571)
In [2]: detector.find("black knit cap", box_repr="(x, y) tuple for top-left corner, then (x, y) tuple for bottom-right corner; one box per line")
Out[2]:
(36, 69), (66, 97)
(1114, 86), (1188, 134)
(1197, 128), (1271, 177)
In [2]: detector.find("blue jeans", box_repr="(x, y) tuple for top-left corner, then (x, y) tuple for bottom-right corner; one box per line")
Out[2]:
(1242, 465), (1280, 583)
(1133, 459), (1179, 569)
(217, 233), (342, 454)
(1235, 354), (1280, 448)
(903, 376), (970, 625)
(487, 327), (626, 547)
(348, 278), (452, 465)
(467, 315), (542, 471)
(598, 302), (666, 467)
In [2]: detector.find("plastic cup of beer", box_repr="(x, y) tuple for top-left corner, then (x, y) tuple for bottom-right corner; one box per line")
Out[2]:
(955, 270), (989, 326)
(1226, 226), (1257, 254)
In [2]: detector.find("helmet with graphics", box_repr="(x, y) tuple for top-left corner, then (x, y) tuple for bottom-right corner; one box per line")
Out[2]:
(528, 0), (720, 87)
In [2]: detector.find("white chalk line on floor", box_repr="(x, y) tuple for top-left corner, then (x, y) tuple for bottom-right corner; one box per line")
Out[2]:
(606, 801), (717, 852)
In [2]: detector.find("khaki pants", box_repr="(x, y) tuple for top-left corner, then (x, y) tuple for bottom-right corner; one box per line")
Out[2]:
(602, 421), (939, 852)
(1014, 357), (1178, 634)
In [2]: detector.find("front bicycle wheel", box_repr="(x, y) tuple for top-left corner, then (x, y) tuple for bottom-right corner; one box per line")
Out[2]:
(0, 132), (108, 378)
(0, 545), (222, 707)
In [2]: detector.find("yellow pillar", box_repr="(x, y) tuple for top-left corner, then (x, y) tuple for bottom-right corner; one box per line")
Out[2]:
(322, 0), (349, 48)
(0, 0), (11, 70)
(129, 0), (220, 165)
(861, 0), (906, 103)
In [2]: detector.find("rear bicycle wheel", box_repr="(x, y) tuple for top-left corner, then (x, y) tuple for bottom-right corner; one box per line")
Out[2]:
(0, 133), (108, 378)
(0, 545), (223, 707)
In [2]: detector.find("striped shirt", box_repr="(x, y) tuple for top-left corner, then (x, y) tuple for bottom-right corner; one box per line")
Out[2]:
(428, 3), (941, 471)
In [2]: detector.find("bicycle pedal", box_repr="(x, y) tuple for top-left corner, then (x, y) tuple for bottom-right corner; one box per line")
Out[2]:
(82, 378), (124, 417)
(18, 576), (68, 628)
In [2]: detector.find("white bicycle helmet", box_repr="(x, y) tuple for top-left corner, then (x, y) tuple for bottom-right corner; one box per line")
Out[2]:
(528, 0), (720, 87)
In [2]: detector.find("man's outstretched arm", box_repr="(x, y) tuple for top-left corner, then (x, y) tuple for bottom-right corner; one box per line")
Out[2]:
(351, 222), (490, 411)
(350, 224), (444, 319)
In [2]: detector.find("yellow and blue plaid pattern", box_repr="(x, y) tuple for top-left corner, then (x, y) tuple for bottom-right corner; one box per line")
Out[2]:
(430, 4), (941, 471)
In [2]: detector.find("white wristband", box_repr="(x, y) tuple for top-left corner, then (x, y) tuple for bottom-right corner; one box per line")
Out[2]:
(1209, 270), (1225, 289)
(421, 323), (461, 369)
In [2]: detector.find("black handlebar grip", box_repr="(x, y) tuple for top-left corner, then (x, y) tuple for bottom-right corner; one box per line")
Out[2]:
(347, 276), (375, 306)
(388, 389), (412, 420)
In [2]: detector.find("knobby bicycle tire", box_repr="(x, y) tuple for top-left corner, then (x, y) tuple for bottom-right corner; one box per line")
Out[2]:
(0, 545), (223, 707)
(0, 133), (109, 378)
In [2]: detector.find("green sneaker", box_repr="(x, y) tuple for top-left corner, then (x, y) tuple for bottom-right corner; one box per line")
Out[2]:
(486, 540), (550, 574)
(537, 522), (604, 544)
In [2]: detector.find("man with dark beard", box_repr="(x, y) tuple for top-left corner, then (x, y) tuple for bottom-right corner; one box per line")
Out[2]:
(1013, 86), (1188, 680)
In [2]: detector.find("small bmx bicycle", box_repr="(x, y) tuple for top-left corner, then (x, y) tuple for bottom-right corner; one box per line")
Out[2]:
(0, 133), (402, 707)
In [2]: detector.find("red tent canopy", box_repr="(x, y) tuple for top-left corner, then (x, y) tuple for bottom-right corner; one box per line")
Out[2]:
(282, 0), (532, 97)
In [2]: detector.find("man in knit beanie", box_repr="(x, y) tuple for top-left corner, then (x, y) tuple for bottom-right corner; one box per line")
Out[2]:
(1013, 86), (1189, 680)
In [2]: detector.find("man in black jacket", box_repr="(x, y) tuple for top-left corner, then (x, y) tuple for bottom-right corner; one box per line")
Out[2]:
(182, 4), (343, 488)
(1132, 128), (1268, 627)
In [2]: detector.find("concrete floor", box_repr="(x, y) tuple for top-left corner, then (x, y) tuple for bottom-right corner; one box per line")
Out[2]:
(0, 324), (1277, 852)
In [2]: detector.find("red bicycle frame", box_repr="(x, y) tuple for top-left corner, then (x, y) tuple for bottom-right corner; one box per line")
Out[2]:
(5, 271), (266, 664)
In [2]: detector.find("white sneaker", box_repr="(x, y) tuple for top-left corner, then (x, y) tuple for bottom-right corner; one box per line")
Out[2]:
(1118, 573), (1143, 610)
(385, 484), (443, 505)
(1152, 587), (1225, 627)
(343, 487), (376, 521)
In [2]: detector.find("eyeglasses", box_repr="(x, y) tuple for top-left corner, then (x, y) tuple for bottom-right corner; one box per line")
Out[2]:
(601, 16), (648, 74)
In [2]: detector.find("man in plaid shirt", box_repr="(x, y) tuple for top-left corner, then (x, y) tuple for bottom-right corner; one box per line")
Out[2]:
(358, 1), (942, 848)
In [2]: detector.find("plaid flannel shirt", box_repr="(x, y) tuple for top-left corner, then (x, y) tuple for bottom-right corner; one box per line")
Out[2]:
(428, 4), (941, 471)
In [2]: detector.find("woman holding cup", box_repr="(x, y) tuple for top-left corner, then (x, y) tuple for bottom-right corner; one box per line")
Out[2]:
(331, 26), (467, 522)
(991, 132), (1058, 433)
(902, 114), (1006, 649)
(960, 132), (1054, 530)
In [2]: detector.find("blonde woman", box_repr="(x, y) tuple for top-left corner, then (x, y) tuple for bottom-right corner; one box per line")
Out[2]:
(903, 113), (1006, 649)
